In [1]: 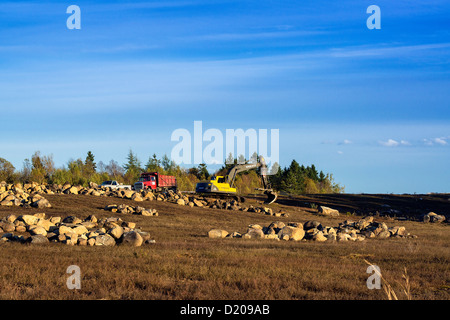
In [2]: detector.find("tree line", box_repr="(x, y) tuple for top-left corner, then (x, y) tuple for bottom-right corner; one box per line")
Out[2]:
(0, 151), (343, 194)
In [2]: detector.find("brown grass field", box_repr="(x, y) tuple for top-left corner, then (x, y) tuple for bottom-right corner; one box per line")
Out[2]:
(0, 192), (448, 300)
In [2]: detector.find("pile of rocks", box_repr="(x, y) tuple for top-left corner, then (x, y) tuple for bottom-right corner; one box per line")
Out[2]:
(1, 181), (285, 216)
(0, 213), (154, 247)
(421, 212), (446, 223)
(208, 216), (415, 242)
(104, 204), (158, 216)
(0, 182), (52, 208)
(176, 195), (289, 217)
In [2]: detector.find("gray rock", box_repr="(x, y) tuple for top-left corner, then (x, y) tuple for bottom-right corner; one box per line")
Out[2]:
(28, 234), (49, 244)
(31, 198), (52, 209)
(303, 220), (322, 230)
(378, 230), (391, 239)
(243, 228), (265, 239)
(277, 226), (305, 241)
(318, 206), (340, 217)
(121, 231), (143, 246)
(28, 225), (47, 236)
(208, 229), (229, 239)
(95, 234), (116, 246)
(0, 221), (15, 232)
(422, 212), (446, 223)
(108, 226), (124, 240)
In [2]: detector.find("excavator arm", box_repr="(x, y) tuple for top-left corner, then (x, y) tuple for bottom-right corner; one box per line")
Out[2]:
(226, 157), (277, 204)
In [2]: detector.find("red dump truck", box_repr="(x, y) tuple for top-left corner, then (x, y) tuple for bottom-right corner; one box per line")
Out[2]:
(133, 172), (177, 192)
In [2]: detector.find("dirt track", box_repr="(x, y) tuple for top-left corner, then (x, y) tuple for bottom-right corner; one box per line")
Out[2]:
(249, 193), (450, 221)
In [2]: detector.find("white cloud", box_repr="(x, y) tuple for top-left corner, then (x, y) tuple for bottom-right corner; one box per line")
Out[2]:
(379, 139), (399, 147)
(337, 150), (343, 154)
(433, 137), (448, 145)
(422, 137), (448, 146)
(400, 140), (411, 146)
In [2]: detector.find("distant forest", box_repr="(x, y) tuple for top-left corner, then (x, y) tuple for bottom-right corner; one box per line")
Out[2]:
(0, 151), (344, 194)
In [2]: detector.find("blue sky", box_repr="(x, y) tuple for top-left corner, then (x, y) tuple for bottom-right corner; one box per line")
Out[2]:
(0, 0), (449, 193)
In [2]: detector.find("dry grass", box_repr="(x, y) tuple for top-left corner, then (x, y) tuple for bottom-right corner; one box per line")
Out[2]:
(0, 193), (448, 300)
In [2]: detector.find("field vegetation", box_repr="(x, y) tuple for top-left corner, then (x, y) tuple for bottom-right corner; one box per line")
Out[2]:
(0, 151), (343, 195)
(0, 193), (448, 300)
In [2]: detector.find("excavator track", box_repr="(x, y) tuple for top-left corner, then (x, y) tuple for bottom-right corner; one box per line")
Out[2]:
(196, 192), (246, 203)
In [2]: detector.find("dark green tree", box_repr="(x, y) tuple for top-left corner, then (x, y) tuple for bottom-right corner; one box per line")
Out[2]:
(123, 150), (142, 184)
(197, 163), (209, 180)
(145, 153), (161, 172)
(84, 151), (96, 173)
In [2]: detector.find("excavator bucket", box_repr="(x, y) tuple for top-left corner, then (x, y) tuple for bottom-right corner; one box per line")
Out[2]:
(264, 191), (278, 204)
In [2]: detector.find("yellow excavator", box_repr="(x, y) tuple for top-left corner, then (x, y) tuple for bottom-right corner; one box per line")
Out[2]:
(195, 156), (278, 204)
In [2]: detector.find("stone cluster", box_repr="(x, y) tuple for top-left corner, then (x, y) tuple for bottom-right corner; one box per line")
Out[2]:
(104, 204), (158, 216)
(0, 182), (52, 208)
(208, 216), (416, 242)
(0, 213), (154, 247)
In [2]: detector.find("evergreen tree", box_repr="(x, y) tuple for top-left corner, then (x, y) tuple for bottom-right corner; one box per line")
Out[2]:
(123, 150), (142, 184)
(197, 163), (209, 180)
(161, 154), (175, 173)
(145, 154), (161, 172)
(85, 151), (96, 173)
(319, 170), (326, 183)
(123, 150), (142, 172)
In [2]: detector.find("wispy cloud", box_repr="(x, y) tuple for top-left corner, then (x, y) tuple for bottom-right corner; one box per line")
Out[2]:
(329, 43), (450, 59)
(400, 140), (411, 146)
(183, 30), (327, 42)
(379, 139), (400, 147)
(423, 137), (448, 146)
(342, 139), (352, 145)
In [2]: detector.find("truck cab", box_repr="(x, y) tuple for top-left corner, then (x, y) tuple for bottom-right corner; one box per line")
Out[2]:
(134, 172), (177, 192)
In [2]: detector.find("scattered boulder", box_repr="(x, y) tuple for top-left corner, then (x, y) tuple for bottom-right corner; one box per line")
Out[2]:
(312, 232), (328, 242)
(243, 227), (265, 239)
(104, 204), (158, 216)
(211, 217), (415, 243)
(317, 206), (340, 217)
(108, 226), (124, 240)
(303, 220), (321, 230)
(95, 234), (116, 246)
(28, 234), (49, 244)
(121, 231), (143, 246)
(19, 215), (39, 226)
(277, 226), (305, 241)
(208, 229), (229, 239)
(31, 198), (52, 209)
(28, 225), (47, 237)
(422, 212), (446, 223)
(0, 221), (15, 233)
